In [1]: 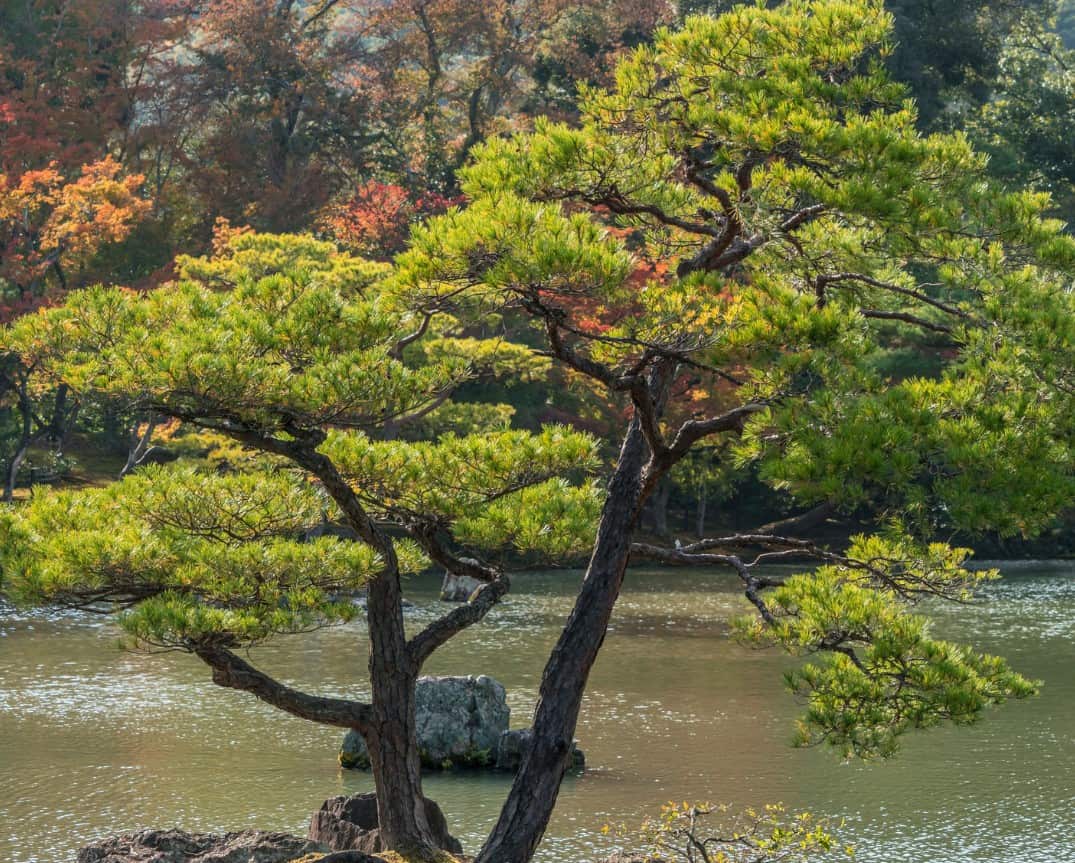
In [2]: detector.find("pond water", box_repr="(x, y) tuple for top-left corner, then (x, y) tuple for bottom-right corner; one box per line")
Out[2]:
(1, 563), (1073, 863)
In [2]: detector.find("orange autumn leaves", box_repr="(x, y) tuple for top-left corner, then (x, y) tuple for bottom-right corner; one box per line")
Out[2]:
(0, 157), (150, 304)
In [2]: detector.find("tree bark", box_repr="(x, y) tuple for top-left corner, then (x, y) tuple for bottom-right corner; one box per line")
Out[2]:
(363, 567), (439, 855)
(475, 416), (650, 863)
(120, 413), (160, 477)
(194, 643), (373, 729)
(308, 450), (437, 853)
(696, 489), (707, 539)
(226, 434), (440, 855)
(2, 376), (42, 501)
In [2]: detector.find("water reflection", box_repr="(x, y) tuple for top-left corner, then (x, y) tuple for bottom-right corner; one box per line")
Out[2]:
(1, 565), (1072, 862)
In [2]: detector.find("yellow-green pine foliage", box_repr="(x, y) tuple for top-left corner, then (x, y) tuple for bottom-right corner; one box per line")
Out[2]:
(9, 233), (454, 429)
(623, 800), (850, 863)
(735, 533), (1038, 757)
(321, 426), (603, 560)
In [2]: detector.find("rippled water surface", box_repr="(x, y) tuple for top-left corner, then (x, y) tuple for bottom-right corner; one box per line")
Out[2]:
(2, 564), (1073, 862)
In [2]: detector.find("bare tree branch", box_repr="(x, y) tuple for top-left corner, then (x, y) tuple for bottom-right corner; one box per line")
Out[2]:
(535, 187), (719, 237)
(753, 501), (835, 535)
(816, 272), (969, 319)
(404, 520), (510, 665)
(665, 402), (768, 459)
(390, 311), (434, 360)
(522, 295), (638, 391)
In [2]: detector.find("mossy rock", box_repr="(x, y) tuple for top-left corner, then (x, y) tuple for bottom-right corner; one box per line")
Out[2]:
(375, 852), (466, 863)
(338, 744), (371, 769)
(290, 847), (468, 863)
(339, 677), (508, 772)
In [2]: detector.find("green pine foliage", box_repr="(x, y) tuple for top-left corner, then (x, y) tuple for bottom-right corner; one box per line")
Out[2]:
(0, 463), (397, 647)
(396, 0), (1065, 755)
(2, 0), (1068, 760)
(736, 534), (1038, 757)
(1, 231), (602, 650)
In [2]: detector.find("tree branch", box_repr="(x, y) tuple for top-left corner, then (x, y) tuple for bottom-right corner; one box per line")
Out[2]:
(226, 427), (397, 564)
(390, 311), (433, 360)
(523, 294), (637, 391)
(860, 309), (953, 334)
(753, 501), (835, 535)
(534, 186), (719, 237)
(816, 272), (969, 319)
(632, 529), (971, 603)
(779, 203), (827, 233)
(630, 374), (670, 460)
(409, 519), (501, 583)
(665, 402), (767, 460)
(404, 520), (510, 665)
(408, 576), (510, 668)
(193, 642), (372, 732)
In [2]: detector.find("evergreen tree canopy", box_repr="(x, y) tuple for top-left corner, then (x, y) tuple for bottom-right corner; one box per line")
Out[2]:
(1, 231), (601, 653)
(394, 0), (1072, 758)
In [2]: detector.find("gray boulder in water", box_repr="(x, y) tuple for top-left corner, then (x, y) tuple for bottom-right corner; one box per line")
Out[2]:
(439, 571), (485, 602)
(493, 728), (585, 773)
(341, 675), (508, 769)
(339, 675), (585, 773)
(76, 829), (324, 863)
(307, 792), (463, 855)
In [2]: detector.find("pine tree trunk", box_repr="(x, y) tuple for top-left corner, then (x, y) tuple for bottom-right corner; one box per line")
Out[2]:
(3, 436), (32, 501)
(364, 565), (437, 854)
(475, 418), (649, 863)
(288, 445), (437, 856)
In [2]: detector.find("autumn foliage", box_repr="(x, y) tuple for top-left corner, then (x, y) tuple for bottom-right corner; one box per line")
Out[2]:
(323, 182), (461, 259)
(0, 157), (149, 318)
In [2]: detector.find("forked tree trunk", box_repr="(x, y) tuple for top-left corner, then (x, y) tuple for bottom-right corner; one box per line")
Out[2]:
(475, 418), (649, 863)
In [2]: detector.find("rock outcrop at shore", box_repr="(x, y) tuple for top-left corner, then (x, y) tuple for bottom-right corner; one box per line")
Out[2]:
(75, 794), (464, 863)
(307, 793), (463, 855)
(76, 829), (324, 862)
